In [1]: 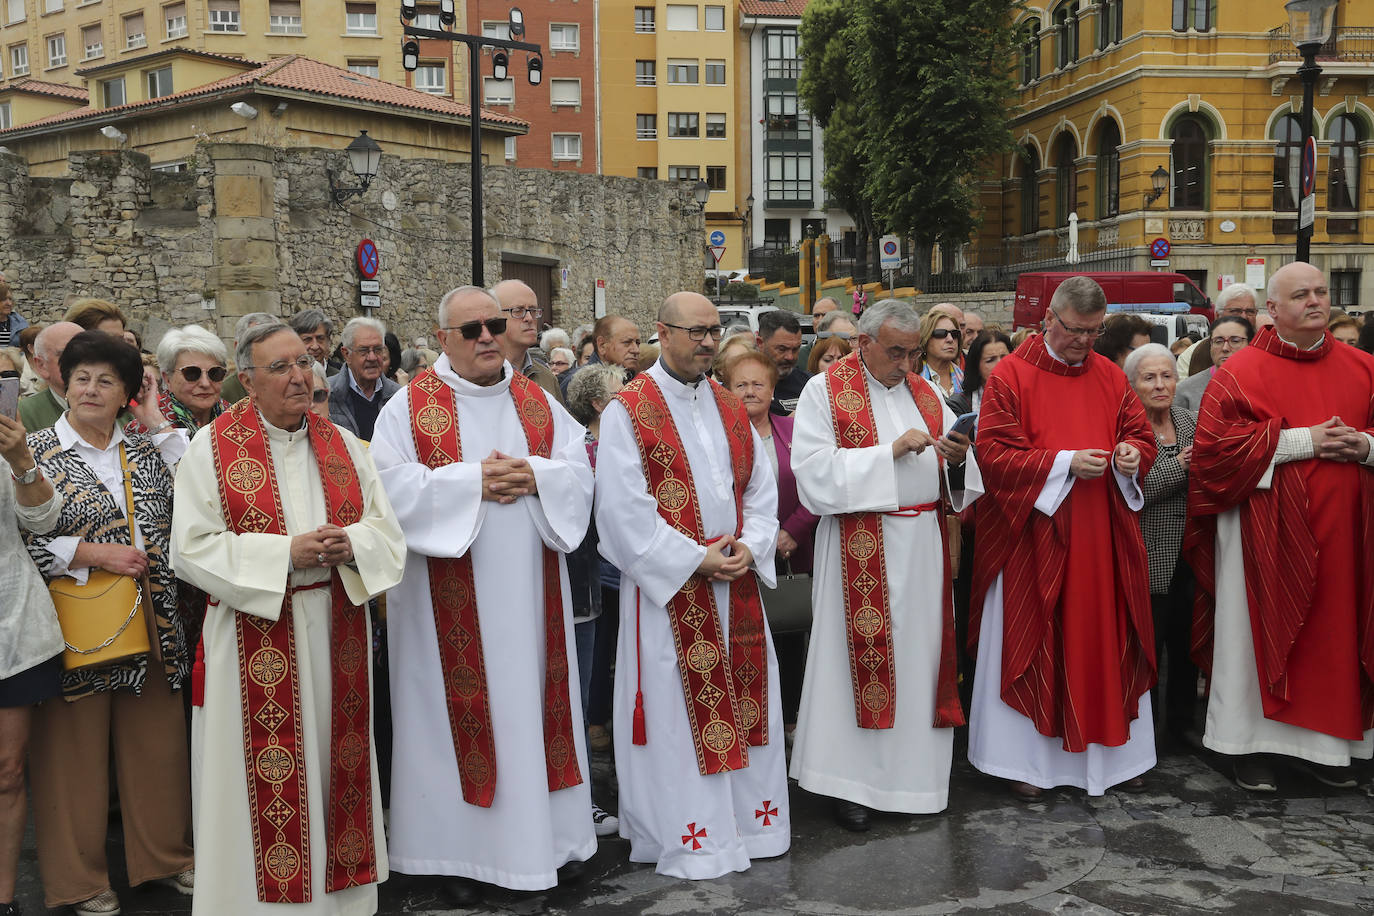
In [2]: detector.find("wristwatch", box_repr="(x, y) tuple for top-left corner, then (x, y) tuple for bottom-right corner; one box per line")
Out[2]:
(10, 463), (40, 485)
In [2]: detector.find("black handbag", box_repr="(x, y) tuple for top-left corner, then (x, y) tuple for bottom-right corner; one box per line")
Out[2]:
(761, 559), (812, 634)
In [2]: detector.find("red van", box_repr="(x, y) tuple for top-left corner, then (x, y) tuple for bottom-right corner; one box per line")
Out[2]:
(1012, 271), (1213, 330)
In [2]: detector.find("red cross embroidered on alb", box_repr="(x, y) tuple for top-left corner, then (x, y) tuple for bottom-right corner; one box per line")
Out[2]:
(681, 822), (707, 850)
(754, 801), (778, 826)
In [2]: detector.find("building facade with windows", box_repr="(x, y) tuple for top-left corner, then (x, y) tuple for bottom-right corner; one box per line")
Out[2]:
(600, 0), (745, 270)
(976, 0), (1374, 308)
(465, 0), (596, 172)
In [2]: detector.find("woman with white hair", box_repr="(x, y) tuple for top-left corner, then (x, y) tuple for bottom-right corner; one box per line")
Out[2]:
(139, 324), (230, 436)
(1125, 342), (1199, 749)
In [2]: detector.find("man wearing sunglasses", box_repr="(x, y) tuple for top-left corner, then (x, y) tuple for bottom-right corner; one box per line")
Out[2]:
(371, 285), (597, 907)
(492, 278), (565, 405)
(328, 316), (401, 441)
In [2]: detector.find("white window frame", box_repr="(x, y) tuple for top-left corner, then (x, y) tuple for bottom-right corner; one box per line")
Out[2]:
(704, 5), (725, 31)
(147, 65), (173, 97)
(549, 23), (578, 51)
(634, 7), (654, 33)
(634, 60), (655, 86)
(414, 62), (446, 94)
(82, 25), (102, 60)
(102, 76), (126, 107)
(6, 0), (24, 26)
(10, 44), (28, 76)
(208, 6), (240, 33)
(552, 133), (582, 162)
(347, 60), (379, 78)
(504, 136), (516, 161)
(269, 13), (302, 34)
(549, 77), (580, 107)
(0, 102), (11, 131)
(636, 113), (656, 140)
(665, 4), (697, 31)
(164, 5), (188, 39)
(46, 34), (66, 68)
(345, 6), (377, 35)
(44, 0), (62, 12)
(483, 76), (514, 104)
(414, 11), (441, 29)
(481, 20), (510, 40)
(124, 15), (146, 49)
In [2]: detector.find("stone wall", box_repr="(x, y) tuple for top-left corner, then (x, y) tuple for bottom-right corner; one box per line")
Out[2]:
(0, 142), (704, 352)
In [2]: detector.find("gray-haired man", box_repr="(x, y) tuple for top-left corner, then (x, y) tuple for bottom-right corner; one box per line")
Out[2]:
(328, 316), (401, 441)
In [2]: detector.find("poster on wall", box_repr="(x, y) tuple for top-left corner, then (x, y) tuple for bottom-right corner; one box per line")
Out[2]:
(1245, 258), (1266, 291)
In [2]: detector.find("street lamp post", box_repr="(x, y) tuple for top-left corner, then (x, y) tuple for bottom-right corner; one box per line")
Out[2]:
(1285, 0), (1338, 263)
(1144, 165), (1169, 209)
(402, 11), (543, 286)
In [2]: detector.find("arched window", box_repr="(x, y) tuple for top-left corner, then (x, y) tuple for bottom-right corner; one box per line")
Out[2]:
(1170, 115), (1210, 210)
(1172, 0), (1213, 32)
(1053, 2), (1078, 69)
(1054, 133), (1078, 226)
(1020, 146), (1040, 235)
(1097, 120), (1122, 218)
(1329, 114), (1362, 212)
(1020, 18), (1041, 84)
(1098, 0), (1123, 50)
(1271, 113), (1302, 212)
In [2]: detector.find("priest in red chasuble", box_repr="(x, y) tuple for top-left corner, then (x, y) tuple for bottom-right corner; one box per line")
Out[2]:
(788, 299), (981, 832)
(370, 286), (596, 907)
(1187, 261), (1374, 794)
(595, 292), (789, 880)
(171, 320), (406, 916)
(968, 276), (1158, 800)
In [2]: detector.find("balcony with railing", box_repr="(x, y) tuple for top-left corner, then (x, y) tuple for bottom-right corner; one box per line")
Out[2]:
(1268, 25), (1374, 62)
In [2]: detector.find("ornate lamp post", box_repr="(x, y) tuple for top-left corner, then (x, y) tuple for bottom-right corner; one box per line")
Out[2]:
(327, 131), (383, 205)
(1285, 0), (1338, 262)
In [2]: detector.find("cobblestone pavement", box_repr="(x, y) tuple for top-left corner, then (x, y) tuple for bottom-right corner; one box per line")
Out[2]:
(17, 738), (1374, 914)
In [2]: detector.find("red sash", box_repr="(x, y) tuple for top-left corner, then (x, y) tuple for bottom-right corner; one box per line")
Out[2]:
(824, 352), (965, 730)
(615, 374), (769, 776)
(406, 368), (582, 807)
(209, 402), (375, 904)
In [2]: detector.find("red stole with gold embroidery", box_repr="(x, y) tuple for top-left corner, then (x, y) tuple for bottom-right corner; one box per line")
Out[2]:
(209, 402), (375, 903)
(615, 373), (769, 776)
(406, 368), (582, 808)
(824, 351), (965, 730)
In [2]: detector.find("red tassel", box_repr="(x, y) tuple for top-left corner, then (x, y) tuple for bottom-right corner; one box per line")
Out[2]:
(632, 690), (647, 745)
(190, 637), (205, 708)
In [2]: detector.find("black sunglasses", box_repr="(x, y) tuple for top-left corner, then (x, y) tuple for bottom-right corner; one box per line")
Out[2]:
(443, 317), (508, 340)
(178, 365), (228, 383)
(311, 388), (329, 403)
(930, 328), (962, 341)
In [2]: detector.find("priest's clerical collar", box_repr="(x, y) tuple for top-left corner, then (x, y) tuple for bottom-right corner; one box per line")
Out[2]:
(659, 360), (706, 388)
(257, 407), (308, 435)
(1042, 337), (1085, 367)
(1276, 330), (1324, 351)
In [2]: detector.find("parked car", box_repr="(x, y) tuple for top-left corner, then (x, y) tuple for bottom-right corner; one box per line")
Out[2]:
(1013, 271), (1213, 329)
(1109, 302), (1212, 348)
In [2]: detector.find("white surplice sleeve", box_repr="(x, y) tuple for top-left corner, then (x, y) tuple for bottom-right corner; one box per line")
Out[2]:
(738, 424), (779, 589)
(791, 372), (900, 516)
(934, 383), (983, 512)
(171, 429), (293, 622)
(522, 402), (593, 554)
(336, 428), (407, 607)
(595, 400), (707, 609)
(370, 387), (486, 560)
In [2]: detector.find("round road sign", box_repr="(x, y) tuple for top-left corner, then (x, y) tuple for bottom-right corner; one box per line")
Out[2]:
(356, 238), (379, 279)
(1301, 136), (1317, 197)
(882, 240), (899, 256)
(1150, 237), (1171, 259)
(708, 229), (726, 247)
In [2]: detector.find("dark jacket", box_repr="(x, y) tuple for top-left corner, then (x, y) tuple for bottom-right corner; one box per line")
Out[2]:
(771, 366), (811, 415)
(328, 368), (401, 440)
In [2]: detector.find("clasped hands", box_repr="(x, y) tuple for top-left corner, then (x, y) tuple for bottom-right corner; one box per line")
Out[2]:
(1070, 443), (1141, 479)
(1310, 416), (1371, 463)
(695, 535), (754, 583)
(290, 524), (353, 570)
(891, 428), (971, 465)
(481, 450), (537, 504)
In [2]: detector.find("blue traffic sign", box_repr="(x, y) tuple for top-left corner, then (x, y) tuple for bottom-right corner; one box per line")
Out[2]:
(1150, 237), (1171, 259)
(1301, 136), (1317, 197)
(708, 229), (726, 246)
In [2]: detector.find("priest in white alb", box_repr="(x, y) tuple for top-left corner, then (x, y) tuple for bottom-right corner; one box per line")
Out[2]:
(789, 299), (980, 832)
(370, 285), (595, 908)
(596, 292), (789, 880)
(172, 320), (406, 916)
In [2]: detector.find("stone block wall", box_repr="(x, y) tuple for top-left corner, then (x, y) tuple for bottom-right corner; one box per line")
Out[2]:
(0, 142), (704, 354)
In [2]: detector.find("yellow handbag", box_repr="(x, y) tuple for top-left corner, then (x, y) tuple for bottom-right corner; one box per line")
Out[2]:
(49, 444), (152, 671)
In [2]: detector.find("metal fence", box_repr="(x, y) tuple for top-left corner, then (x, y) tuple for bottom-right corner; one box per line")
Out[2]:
(922, 238), (1138, 294)
(1269, 25), (1374, 62)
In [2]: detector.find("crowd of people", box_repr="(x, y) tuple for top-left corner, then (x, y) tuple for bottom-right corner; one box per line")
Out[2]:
(0, 266), (1371, 916)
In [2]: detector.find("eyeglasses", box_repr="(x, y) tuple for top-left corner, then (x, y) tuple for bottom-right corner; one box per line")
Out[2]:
(662, 323), (726, 341)
(177, 365), (227, 384)
(1210, 335), (1248, 348)
(312, 388), (329, 403)
(442, 318), (508, 340)
(929, 328), (962, 341)
(243, 354), (314, 376)
(502, 306), (543, 320)
(1223, 308), (1259, 318)
(1051, 313), (1106, 339)
(348, 345), (387, 358)
(816, 331), (852, 340)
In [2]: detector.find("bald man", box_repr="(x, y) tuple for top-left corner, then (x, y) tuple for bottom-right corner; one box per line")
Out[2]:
(492, 278), (563, 404)
(812, 297), (839, 318)
(18, 321), (83, 431)
(595, 291), (788, 879)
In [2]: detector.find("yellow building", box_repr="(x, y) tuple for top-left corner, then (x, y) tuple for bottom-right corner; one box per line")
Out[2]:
(0, 49), (523, 176)
(599, 0), (745, 272)
(974, 0), (1374, 308)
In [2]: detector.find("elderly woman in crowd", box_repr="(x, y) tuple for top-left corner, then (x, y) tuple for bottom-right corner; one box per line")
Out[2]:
(915, 310), (963, 399)
(711, 330), (756, 382)
(22, 331), (194, 915)
(1175, 315), (1254, 411)
(1178, 283), (1258, 378)
(806, 334), (851, 374)
(1329, 314), (1360, 346)
(548, 346), (575, 377)
(0, 408), (63, 916)
(947, 329), (1012, 417)
(62, 299), (126, 337)
(722, 348), (818, 735)
(1125, 342), (1198, 748)
(138, 325), (230, 437)
(309, 362), (331, 421)
(1094, 313), (1153, 366)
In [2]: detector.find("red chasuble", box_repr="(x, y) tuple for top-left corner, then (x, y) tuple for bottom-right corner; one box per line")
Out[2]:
(209, 403), (375, 904)
(823, 351), (964, 730)
(1186, 328), (1374, 738)
(970, 334), (1157, 752)
(406, 368), (583, 807)
(615, 374), (769, 776)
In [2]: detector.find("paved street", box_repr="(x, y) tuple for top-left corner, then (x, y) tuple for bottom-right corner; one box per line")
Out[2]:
(17, 735), (1374, 915)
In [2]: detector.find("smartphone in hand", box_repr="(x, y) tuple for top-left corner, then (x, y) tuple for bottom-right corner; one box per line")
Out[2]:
(0, 376), (19, 421)
(949, 410), (978, 440)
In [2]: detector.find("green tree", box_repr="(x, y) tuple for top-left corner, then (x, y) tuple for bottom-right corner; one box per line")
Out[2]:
(799, 0), (1020, 287)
